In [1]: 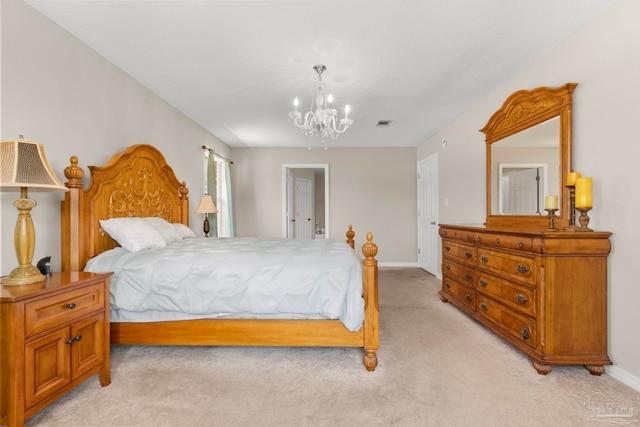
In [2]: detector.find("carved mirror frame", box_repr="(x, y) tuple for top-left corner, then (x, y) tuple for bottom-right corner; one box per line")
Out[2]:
(481, 83), (577, 229)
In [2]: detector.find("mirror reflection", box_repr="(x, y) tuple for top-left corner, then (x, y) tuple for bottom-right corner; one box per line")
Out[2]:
(490, 116), (560, 216)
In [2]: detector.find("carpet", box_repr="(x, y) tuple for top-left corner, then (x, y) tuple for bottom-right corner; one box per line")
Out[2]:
(26, 268), (640, 427)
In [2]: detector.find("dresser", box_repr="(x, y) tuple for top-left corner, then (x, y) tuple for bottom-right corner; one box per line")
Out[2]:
(0, 272), (112, 427)
(439, 224), (611, 375)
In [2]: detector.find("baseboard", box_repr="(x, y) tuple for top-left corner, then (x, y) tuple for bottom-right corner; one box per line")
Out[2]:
(606, 365), (640, 392)
(378, 262), (418, 268)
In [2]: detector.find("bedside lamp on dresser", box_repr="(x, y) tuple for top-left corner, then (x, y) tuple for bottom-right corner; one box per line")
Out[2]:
(438, 83), (612, 376)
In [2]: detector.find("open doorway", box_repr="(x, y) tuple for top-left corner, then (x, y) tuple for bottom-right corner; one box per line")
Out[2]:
(282, 164), (329, 239)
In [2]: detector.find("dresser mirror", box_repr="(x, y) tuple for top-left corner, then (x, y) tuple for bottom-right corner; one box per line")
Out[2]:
(481, 83), (577, 229)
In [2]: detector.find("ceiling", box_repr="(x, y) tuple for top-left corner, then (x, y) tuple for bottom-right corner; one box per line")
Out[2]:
(26, 0), (617, 149)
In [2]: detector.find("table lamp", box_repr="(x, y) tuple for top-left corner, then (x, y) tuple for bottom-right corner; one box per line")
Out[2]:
(195, 194), (217, 237)
(1, 138), (68, 285)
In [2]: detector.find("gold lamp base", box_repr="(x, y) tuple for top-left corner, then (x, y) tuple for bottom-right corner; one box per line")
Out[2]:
(4, 265), (45, 286)
(3, 188), (47, 286)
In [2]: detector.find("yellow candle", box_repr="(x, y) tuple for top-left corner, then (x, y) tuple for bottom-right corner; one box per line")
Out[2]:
(567, 172), (581, 186)
(545, 195), (558, 210)
(575, 177), (592, 208)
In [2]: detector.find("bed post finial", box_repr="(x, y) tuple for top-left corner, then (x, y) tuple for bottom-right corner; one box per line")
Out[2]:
(64, 156), (84, 188)
(62, 155), (85, 272)
(346, 224), (355, 249)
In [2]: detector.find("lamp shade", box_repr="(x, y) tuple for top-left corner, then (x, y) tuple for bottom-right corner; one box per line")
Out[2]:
(0, 138), (68, 192)
(195, 194), (217, 214)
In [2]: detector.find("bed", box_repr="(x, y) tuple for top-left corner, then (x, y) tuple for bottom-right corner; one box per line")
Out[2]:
(60, 144), (379, 371)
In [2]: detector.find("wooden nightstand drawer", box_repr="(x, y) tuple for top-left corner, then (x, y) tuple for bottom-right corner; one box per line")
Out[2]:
(24, 283), (105, 338)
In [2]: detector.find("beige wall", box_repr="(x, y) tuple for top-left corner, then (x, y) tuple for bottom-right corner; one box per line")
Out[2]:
(1, 0), (230, 274)
(418, 0), (640, 384)
(231, 147), (417, 263)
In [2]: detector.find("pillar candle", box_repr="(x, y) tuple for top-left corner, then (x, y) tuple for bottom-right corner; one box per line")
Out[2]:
(575, 177), (592, 208)
(566, 172), (581, 186)
(544, 195), (558, 210)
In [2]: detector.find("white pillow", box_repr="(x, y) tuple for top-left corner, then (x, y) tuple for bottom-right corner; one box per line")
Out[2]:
(99, 218), (166, 252)
(143, 217), (183, 245)
(172, 223), (197, 239)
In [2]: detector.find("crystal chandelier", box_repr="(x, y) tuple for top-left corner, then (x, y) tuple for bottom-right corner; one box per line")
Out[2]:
(288, 64), (353, 141)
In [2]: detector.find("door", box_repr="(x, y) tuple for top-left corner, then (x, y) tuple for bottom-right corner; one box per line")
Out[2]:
(418, 154), (439, 275)
(294, 177), (313, 239)
(282, 164), (329, 238)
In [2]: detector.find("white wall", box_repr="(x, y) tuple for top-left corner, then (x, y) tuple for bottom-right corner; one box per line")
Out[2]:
(1, 0), (230, 274)
(231, 147), (417, 264)
(418, 0), (640, 385)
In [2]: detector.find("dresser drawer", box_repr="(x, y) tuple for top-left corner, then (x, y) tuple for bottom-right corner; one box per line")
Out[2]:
(476, 272), (535, 317)
(443, 240), (476, 266)
(477, 296), (536, 349)
(477, 248), (535, 286)
(25, 283), (106, 337)
(440, 228), (477, 244)
(442, 276), (477, 312)
(442, 260), (474, 287)
(474, 233), (534, 252)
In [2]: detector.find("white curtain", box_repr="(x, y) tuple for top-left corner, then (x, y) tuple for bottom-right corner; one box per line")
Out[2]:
(204, 148), (217, 237)
(215, 156), (235, 237)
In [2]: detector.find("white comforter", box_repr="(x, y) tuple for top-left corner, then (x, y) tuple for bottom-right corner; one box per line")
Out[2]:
(85, 237), (364, 331)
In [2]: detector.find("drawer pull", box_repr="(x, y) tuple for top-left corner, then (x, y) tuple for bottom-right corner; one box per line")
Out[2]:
(445, 264), (451, 270)
(475, 236), (481, 242)
(441, 230), (447, 236)
(465, 251), (472, 259)
(465, 234), (471, 241)
(521, 327), (530, 340)
(65, 335), (82, 345)
(480, 256), (488, 263)
(445, 282), (451, 289)
(445, 245), (451, 252)
(465, 294), (473, 302)
(66, 303), (77, 310)
(480, 303), (488, 311)
(517, 241), (524, 249)
(495, 238), (500, 244)
(479, 279), (488, 288)
(517, 264), (530, 274)
(465, 273), (472, 281)
(516, 294), (529, 304)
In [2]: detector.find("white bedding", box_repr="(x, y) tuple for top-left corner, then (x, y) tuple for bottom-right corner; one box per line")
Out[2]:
(85, 237), (364, 331)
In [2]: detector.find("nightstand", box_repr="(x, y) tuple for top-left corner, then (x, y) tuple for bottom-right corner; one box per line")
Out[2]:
(0, 272), (113, 427)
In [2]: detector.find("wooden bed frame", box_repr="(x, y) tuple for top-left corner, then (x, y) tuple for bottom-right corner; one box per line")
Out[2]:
(60, 144), (379, 371)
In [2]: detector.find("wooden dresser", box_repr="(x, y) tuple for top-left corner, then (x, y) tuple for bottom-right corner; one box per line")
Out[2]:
(0, 272), (112, 427)
(439, 224), (611, 375)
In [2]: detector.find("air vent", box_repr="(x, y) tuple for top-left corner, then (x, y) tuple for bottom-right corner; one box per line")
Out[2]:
(376, 120), (392, 127)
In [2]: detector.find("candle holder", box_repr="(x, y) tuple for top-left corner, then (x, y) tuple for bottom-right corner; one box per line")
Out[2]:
(576, 207), (593, 232)
(565, 185), (580, 231)
(544, 208), (559, 231)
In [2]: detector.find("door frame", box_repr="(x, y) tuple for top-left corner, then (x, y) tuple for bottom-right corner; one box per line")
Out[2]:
(282, 164), (330, 238)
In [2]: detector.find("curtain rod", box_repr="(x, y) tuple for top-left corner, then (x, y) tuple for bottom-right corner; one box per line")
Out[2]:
(201, 145), (233, 164)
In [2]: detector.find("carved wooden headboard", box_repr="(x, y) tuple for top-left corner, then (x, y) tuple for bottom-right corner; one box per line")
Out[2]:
(61, 144), (189, 271)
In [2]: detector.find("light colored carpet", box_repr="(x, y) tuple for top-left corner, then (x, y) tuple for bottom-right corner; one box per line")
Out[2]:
(26, 268), (640, 427)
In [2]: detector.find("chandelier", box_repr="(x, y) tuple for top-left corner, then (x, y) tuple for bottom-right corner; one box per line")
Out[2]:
(288, 64), (353, 141)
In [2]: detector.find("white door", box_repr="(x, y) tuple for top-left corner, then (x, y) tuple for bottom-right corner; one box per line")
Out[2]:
(294, 177), (313, 239)
(418, 154), (439, 275)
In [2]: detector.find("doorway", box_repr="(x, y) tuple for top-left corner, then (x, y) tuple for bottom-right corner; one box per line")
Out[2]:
(282, 164), (330, 239)
(418, 154), (439, 275)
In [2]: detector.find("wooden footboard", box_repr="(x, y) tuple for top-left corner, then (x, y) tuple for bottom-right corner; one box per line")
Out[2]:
(60, 145), (379, 371)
